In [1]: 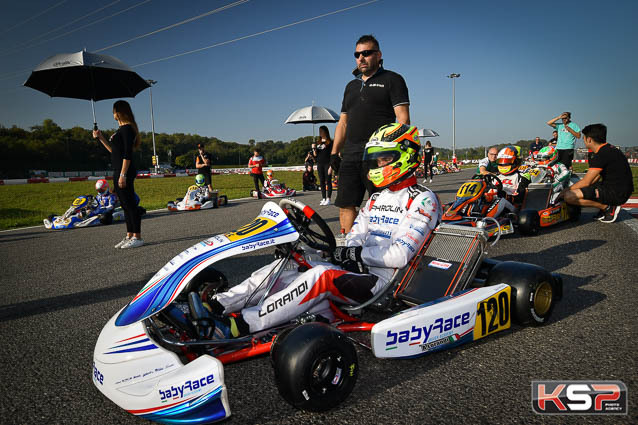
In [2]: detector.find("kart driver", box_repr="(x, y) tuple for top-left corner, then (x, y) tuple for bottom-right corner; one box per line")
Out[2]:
(264, 169), (275, 189)
(90, 179), (118, 217)
(483, 145), (530, 216)
(206, 123), (441, 338)
(534, 145), (571, 205)
(192, 174), (211, 203)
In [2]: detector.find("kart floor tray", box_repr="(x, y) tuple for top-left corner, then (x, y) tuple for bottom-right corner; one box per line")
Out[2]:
(524, 185), (551, 211)
(396, 224), (486, 306)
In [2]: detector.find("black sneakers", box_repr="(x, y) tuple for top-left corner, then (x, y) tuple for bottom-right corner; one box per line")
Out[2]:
(593, 209), (605, 221)
(600, 205), (621, 223)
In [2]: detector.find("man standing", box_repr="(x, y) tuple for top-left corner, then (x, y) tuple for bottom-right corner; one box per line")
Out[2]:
(529, 137), (544, 155)
(477, 147), (499, 175)
(562, 124), (633, 223)
(546, 112), (581, 169)
(330, 34), (410, 235)
(195, 143), (213, 193)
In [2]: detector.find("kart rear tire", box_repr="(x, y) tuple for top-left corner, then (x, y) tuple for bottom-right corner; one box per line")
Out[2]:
(567, 204), (581, 222)
(273, 322), (358, 412)
(485, 261), (559, 326)
(99, 211), (113, 225)
(518, 209), (540, 236)
(218, 195), (228, 207)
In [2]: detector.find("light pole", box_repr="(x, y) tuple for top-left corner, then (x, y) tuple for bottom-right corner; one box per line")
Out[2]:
(147, 79), (158, 173)
(447, 73), (460, 161)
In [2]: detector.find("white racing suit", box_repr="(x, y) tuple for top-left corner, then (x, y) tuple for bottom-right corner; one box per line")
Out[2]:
(186, 185), (210, 204)
(546, 162), (571, 204)
(214, 177), (441, 333)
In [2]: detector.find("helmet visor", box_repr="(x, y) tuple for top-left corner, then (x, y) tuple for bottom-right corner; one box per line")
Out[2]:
(363, 149), (401, 170)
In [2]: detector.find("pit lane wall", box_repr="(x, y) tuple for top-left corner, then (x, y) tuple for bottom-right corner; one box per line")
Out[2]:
(0, 166), (306, 185)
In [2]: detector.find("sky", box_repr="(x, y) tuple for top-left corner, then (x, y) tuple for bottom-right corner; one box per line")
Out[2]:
(1, 0), (637, 152)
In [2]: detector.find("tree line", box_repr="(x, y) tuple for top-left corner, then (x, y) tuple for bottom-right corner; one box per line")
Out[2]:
(0, 119), (545, 178)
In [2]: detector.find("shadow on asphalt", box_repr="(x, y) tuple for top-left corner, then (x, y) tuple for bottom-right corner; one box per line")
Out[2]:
(0, 254), (275, 322)
(490, 239), (606, 271)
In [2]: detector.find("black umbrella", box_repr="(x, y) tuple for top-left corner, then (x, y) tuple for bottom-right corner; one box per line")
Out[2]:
(24, 50), (150, 129)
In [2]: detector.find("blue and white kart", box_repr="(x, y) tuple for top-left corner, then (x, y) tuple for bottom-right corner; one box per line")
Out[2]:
(44, 194), (145, 230)
(93, 199), (563, 424)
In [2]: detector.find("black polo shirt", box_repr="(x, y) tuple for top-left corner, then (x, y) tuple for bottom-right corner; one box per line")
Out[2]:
(589, 143), (634, 197)
(341, 67), (409, 160)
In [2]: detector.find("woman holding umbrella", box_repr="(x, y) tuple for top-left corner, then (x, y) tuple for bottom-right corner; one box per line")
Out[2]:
(93, 100), (144, 248)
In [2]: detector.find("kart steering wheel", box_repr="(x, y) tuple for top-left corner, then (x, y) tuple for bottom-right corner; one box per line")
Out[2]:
(472, 173), (504, 196)
(279, 198), (336, 252)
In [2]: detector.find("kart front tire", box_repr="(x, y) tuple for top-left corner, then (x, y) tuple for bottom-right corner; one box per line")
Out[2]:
(485, 261), (558, 326)
(518, 209), (540, 236)
(273, 322), (358, 412)
(99, 211), (113, 225)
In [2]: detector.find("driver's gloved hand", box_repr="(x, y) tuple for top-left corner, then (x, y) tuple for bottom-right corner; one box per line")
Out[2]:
(332, 246), (367, 274)
(329, 154), (341, 174)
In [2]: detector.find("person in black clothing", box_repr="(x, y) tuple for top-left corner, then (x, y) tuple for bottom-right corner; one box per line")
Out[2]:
(304, 144), (317, 168)
(563, 123), (634, 223)
(93, 100), (144, 248)
(302, 164), (319, 191)
(422, 140), (434, 183)
(195, 143), (213, 192)
(316, 125), (334, 205)
(529, 137), (544, 155)
(330, 34), (410, 233)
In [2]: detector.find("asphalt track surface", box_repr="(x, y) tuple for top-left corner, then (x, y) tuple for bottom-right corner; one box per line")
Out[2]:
(1, 169), (636, 425)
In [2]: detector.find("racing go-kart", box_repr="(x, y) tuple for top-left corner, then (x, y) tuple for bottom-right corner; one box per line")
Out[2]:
(44, 195), (144, 230)
(251, 179), (296, 199)
(168, 185), (228, 211)
(93, 198), (562, 424)
(443, 172), (580, 236)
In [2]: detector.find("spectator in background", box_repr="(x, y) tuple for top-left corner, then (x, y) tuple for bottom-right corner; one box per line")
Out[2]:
(248, 149), (266, 197)
(316, 125), (334, 205)
(547, 112), (581, 169)
(330, 34), (410, 235)
(529, 137), (544, 155)
(422, 140), (434, 183)
(563, 123), (633, 223)
(548, 130), (558, 147)
(93, 100), (144, 248)
(304, 143), (317, 168)
(195, 143), (213, 192)
(302, 164), (319, 191)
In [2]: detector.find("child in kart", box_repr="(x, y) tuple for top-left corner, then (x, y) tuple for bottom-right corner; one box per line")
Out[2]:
(89, 179), (118, 218)
(534, 145), (571, 205)
(191, 174), (211, 203)
(487, 146), (531, 215)
(205, 123), (441, 338)
(263, 169), (275, 189)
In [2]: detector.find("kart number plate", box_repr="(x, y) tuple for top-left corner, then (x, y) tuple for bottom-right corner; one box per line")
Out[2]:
(224, 217), (276, 241)
(456, 181), (482, 198)
(474, 287), (511, 340)
(72, 197), (87, 206)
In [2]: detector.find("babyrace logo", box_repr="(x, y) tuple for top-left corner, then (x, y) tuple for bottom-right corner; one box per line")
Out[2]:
(159, 374), (215, 401)
(531, 380), (627, 415)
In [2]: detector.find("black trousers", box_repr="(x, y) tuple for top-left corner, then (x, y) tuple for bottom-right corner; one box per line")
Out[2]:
(251, 173), (265, 192)
(317, 162), (332, 199)
(114, 178), (141, 234)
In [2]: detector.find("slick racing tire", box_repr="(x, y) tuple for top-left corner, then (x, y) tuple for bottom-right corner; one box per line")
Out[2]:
(485, 261), (559, 326)
(273, 322), (358, 412)
(99, 211), (114, 225)
(518, 209), (540, 236)
(217, 195), (228, 207)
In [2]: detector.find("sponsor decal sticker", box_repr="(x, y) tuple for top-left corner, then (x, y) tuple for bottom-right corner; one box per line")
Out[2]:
(224, 217), (276, 241)
(159, 374), (215, 401)
(428, 260), (452, 270)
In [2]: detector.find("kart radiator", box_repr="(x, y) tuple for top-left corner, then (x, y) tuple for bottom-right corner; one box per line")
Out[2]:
(396, 224), (488, 306)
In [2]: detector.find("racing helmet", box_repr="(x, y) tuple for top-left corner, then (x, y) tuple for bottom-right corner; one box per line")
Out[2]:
(536, 145), (558, 166)
(95, 179), (109, 193)
(497, 146), (521, 175)
(266, 170), (274, 180)
(195, 174), (206, 187)
(364, 123), (420, 189)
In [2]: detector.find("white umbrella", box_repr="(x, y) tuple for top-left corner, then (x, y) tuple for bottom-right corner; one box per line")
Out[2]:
(285, 105), (340, 141)
(419, 128), (439, 138)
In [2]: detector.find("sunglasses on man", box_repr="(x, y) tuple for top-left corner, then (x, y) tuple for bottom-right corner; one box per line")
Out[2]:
(354, 49), (378, 59)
